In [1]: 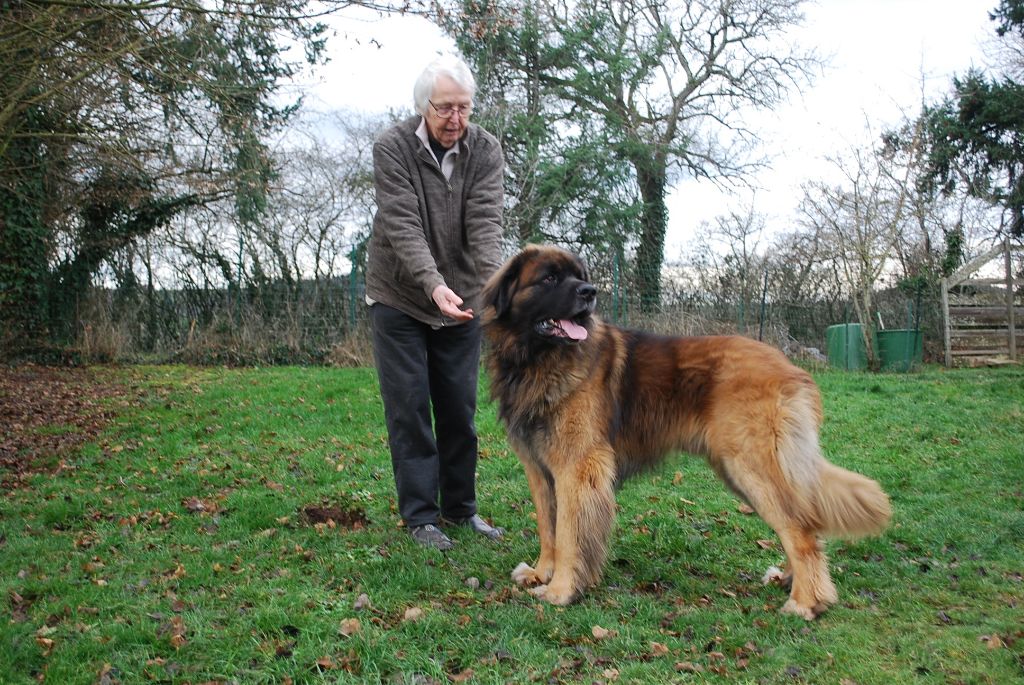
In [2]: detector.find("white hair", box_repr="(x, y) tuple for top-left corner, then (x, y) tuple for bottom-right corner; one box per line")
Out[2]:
(412, 54), (477, 116)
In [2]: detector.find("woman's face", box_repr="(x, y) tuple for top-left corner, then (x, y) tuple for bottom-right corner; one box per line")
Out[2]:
(425, 75), (472, 148)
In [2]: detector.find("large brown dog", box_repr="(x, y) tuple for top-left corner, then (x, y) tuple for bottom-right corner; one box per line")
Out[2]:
(481, 245), (891, 619)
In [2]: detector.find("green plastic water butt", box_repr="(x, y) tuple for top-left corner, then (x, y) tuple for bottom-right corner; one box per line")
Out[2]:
(876, 329), (923, 372)
(826, 323), (869, 370)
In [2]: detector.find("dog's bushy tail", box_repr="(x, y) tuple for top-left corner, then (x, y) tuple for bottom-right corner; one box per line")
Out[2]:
(778, 387), (891, 539)
(813, 462), (892, 538)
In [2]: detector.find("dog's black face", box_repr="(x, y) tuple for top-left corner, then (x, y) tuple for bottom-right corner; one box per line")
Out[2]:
(484, 245), (598, 345)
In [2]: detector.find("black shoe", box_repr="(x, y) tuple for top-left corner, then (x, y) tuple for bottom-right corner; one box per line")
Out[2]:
(444, 514), (504, 540)
(409, 524), (454, 550)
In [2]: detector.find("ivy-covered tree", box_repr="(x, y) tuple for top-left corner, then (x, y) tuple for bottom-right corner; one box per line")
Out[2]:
(0, 0), (416, 354)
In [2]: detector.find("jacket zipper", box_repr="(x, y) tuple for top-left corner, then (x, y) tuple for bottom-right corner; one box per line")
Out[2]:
(421, 147), (458, 317)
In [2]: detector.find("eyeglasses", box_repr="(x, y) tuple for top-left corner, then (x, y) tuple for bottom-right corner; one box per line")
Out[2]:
(429, 101), (473, 119)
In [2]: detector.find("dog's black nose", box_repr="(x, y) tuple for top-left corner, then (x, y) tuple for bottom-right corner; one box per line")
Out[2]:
(577, 283), (597, 300)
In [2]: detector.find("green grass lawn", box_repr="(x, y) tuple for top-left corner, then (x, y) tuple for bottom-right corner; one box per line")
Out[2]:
(1, 364), (1022, 684)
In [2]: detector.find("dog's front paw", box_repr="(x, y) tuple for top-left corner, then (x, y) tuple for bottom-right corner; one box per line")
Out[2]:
(511, 561), (552, 587)
(779, 598), (818, 621)
(527, 582), (575, 606)
(511, 561), (538, 585)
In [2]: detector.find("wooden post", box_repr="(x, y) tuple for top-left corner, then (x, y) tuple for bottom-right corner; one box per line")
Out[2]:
(941, 277), (952, 368)
(1006, 238), (1017, 361)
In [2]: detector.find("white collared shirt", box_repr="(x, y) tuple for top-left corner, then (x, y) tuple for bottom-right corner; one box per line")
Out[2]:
(416, 117), (459, 180)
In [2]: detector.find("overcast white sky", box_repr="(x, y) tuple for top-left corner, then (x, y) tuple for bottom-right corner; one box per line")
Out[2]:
(305, 0), (998, 256)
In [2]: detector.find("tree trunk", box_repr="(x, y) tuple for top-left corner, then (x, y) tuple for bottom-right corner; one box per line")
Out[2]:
(517, 69), (544, 245)
(634, 160), (668, 312)
(0, 126), (50, 351)
(1010, 166), (1023, 238)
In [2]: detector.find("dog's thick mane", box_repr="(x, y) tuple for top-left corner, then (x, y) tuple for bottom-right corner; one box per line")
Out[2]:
(484, 314), (608, 434)
(481, 244), (603, 428)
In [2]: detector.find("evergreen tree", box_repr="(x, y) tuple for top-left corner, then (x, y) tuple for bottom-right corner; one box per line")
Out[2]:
(920, 0), (1024, 238)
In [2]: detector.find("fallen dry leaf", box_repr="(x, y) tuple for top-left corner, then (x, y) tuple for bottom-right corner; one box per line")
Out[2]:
(650, 641), (670, 657)
(404, 607), (424, 622)
(450, 668), (474, 682)
(339, 618), (360, 637)
(182, 497), (218, 514)
(164, 563), (186, 580)
(162, 615), (188, 650)
(981, 634), (1004, 649)
(97, 663), (118, 685)
(35, 636), (55, 657)
(675, 661), (704, 673)
(591, 625), (616, 640)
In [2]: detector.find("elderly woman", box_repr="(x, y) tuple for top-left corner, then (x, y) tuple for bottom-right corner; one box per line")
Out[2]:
(365, 54), (505, 550)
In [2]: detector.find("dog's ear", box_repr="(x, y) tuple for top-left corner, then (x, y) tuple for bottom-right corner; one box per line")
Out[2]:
(483, 253), (524, 319)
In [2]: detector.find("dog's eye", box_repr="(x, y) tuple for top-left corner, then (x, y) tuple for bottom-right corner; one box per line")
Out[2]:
(541, 274), (558, 285)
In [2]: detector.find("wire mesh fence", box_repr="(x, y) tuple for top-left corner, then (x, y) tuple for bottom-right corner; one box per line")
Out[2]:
(69, 266), (943, 368)
(75, 275), (369, 366)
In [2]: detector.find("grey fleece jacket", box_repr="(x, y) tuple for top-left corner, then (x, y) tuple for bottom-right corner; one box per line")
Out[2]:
(365, 116), (504, 327)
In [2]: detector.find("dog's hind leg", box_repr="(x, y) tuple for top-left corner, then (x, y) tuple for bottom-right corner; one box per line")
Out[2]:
(712, 455), (836, 620)
(773, 527), (836, 620)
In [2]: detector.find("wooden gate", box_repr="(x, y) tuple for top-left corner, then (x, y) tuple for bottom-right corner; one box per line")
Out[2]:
(941, 238), (1023, 367)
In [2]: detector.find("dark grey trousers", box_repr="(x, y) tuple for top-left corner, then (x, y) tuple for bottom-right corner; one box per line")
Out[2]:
(369, 303), (481, 528)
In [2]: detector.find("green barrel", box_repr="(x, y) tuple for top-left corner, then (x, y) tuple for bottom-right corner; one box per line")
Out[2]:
(876, 329), (923, 372)
(826, 323), (869, 370)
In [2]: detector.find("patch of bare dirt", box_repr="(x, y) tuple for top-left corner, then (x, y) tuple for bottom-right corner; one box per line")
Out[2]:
(301, 504), (369, 530)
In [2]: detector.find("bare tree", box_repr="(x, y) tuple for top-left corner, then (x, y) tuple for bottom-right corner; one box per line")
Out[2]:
(686, 204), (768, 310)
(799, 128), (922, 360)
(263, 110), (389, 283)
(543, 0), (818, 309)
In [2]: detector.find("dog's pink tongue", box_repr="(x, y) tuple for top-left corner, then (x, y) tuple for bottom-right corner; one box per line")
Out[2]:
(558, 319), (588, 340)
